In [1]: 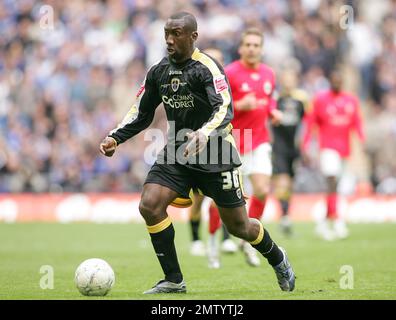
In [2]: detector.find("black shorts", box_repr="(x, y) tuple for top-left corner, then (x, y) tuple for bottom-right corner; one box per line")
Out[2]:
(145, 162), (246, 208)
(272, 151), (299, 177)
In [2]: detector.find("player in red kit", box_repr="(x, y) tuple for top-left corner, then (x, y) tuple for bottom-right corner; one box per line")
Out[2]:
(207, 29), (282, 267)
(302, 69), (365, 240)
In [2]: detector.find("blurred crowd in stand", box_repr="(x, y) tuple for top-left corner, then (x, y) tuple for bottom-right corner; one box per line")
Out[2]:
(0, 0), (395, 194)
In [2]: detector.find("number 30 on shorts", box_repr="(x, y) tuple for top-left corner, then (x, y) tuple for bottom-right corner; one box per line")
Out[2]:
(221, 169), (240, 190)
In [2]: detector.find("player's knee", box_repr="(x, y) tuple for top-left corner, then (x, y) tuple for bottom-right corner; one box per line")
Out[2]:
(253, 189), (269, 201)
(275, 186), (291, 201)
(190, 210), (201, 221)
(138, 199), (152, 219)
(251, 182), (270, 200)
(327, 176), (338, 192)
(139, 196), (162, 220)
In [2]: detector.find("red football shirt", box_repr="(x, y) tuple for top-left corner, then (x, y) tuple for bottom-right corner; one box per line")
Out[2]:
(302, 90), (364, 158)
(225, 60), (276, 154)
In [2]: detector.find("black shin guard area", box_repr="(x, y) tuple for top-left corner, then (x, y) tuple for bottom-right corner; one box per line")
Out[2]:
(252, 228), (284, 266)
(150, 224), (183, 283)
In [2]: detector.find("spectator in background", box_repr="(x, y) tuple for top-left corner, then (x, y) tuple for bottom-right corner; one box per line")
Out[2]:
(365, 92), (396, 194)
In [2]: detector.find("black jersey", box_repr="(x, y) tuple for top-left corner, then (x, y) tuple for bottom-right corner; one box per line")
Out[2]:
(272, 89), (308, 154)
(108, 48), (241, 172)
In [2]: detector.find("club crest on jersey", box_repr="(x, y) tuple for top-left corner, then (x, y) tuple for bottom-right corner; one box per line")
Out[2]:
(214, 75), (228, 94)
(263, 81), (272, 95)
(171, 78), (180, 92)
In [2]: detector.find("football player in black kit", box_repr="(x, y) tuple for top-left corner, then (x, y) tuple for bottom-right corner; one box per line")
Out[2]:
(272, 69), (308, 236)
(100, 12), (295, 294)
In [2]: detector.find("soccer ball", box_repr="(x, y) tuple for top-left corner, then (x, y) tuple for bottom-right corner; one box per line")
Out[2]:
(74, 258), (115, 296)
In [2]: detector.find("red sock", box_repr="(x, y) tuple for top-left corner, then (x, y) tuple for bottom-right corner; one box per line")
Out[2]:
(248, 196), (266, 220)
(208, 203), (221, 234)
(326, 193), (338, 219)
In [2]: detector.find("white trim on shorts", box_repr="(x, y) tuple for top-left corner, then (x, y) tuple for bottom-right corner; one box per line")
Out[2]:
(239, 143), (273, 176)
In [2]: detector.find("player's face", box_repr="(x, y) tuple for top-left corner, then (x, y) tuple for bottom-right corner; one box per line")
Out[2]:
(239, 34), (263, 67)
(330, 72), (343, 92)
(164, 19), (197, 63)
(281, 71), (298, 91)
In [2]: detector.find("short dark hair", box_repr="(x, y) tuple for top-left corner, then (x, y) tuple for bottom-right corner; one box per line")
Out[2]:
(169, 12), (197, 32)
(240, 28), (263, 45)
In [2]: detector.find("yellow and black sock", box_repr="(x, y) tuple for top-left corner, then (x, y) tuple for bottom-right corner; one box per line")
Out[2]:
(147, 217), (183, 283)
(250, 219), (284, 266)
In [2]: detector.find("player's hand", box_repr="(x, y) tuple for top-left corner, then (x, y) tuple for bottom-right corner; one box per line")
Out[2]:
(238, 93), (257, 111)
(99, 137), (117, 157)
(270, 109), (283, 126)
(184, 130), (208, 157)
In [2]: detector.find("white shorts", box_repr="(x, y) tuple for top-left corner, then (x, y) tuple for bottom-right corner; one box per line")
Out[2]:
(319, 149), (345, 177)
(239, 143), (272, 176)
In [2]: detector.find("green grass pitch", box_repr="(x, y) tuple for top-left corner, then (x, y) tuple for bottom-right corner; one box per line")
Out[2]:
(0, 222), (395, 300)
